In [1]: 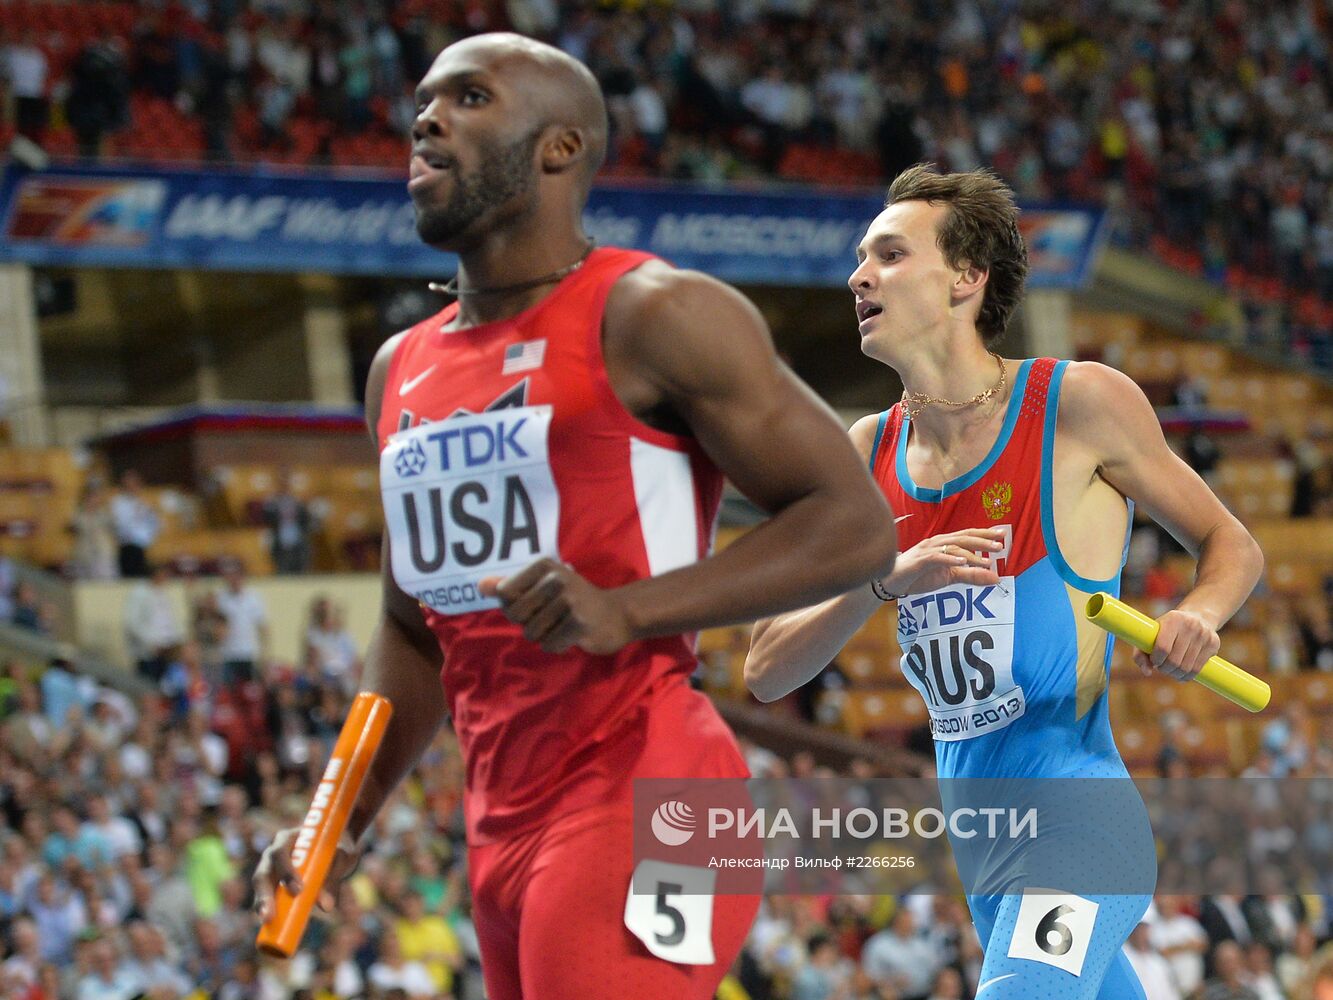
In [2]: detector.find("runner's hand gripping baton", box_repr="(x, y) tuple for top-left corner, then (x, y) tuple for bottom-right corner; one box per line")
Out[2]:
(256, 692), (394, 957)
(1085, 593), (1270, 713)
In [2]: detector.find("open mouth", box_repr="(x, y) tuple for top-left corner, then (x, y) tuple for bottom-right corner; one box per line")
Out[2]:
(856, 301), (884, 323)
(409, 149), (453, 181)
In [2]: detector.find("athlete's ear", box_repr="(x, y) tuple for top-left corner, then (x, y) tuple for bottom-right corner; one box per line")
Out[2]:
(541, 126), (586, 176)
(952, 262), (988, 304)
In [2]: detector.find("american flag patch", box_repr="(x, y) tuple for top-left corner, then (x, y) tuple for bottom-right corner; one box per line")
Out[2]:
(502, 339), (546, 375)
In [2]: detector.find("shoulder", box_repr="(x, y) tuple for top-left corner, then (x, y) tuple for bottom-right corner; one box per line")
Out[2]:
(604, 260), (765, 335)
(848, 413), (885, 463)
(1055, 360), (1146, 414)
(364, 329), (414, 436)
(1053, 360), (1156, 445)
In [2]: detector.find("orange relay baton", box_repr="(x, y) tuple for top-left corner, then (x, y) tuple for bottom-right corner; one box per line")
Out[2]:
(256, 692), (394, 958)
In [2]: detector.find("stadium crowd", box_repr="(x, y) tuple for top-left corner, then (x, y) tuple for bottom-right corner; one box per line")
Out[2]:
(0, 0), (1328, 342)
(0, 601), (1330, 997)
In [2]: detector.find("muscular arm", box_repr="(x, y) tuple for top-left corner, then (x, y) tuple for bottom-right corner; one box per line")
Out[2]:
(744, 417), (1004, 702)
(1062, 362), (1264, 671)
(346, 332), (448, 843)
(601, 266), (898, 637)
(744, 416), (885, 701)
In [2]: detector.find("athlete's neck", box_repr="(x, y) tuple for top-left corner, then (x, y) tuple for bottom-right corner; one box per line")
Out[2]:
(444, 222), (592, 329)
(897, 344), (1014, 453)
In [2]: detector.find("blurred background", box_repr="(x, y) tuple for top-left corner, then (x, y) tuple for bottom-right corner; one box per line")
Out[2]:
(0, 0), (1329, 998)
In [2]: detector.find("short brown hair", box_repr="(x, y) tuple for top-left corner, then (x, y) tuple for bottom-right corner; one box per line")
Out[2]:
(886, 163), (1029, 346)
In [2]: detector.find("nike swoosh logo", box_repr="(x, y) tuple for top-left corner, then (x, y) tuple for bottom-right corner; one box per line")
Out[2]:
(399, 365), (437, 396)
(976, 974), (1017, 996)
(894, 513), (914, 524)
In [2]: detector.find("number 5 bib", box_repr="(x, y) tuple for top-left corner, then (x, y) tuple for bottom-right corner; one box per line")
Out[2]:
(381, 405), (561, 615)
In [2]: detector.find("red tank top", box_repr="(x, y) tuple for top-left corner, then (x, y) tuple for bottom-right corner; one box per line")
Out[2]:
(376, 247), (747, 844)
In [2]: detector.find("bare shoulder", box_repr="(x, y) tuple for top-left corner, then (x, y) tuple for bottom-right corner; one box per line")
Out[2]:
(1057, 360), (1152, 424)
(848, 413), (884, 462)
(364, 329), (412, 436)
(604, 261), (768, 345)
(1059, 360), (1145, 406)
(1056, 360), (1163, 462)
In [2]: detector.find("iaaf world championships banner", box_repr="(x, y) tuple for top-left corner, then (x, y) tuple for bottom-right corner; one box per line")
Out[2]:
(0, 163), (1105, 289)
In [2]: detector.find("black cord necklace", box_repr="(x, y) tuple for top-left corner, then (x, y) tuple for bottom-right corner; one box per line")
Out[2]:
(428, 241), (596, 298)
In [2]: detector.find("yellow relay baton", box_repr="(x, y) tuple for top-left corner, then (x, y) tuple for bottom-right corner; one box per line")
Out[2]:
(1085, 593), (1271, 713)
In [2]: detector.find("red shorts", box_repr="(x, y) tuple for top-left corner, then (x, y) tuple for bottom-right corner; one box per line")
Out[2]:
(469, 798), (760, 1000)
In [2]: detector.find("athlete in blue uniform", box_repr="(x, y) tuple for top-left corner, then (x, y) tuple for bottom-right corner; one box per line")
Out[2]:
(746, 165), (1264, 998)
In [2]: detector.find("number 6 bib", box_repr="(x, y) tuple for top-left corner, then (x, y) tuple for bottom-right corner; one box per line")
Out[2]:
(381, 405), (560, 615)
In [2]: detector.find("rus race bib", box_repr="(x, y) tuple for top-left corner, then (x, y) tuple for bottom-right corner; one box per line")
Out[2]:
(381, 405), (560, 615)
(897, 572), (1025, 743)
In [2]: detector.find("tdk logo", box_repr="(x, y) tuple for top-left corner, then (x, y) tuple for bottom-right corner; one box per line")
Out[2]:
(651, 801), (696, 846)
(425, 418), (529, 470)
(394, 440), (428, 478)
(902, 587), (998, 631)
(898, 603), (920, 637)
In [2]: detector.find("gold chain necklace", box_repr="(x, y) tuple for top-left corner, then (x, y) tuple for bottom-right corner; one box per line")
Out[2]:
(901, 353), (1007, 421)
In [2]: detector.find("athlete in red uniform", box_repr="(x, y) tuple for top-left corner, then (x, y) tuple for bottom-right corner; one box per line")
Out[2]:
(255, 33), (899, 999)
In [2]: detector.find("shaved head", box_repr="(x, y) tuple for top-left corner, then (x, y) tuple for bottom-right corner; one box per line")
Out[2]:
(433, 32), (607, 192)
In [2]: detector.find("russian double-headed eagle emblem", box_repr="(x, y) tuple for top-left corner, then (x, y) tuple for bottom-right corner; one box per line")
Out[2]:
(982, 480), (1012, 521)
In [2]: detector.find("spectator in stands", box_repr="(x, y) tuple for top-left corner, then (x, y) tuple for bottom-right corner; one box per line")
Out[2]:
(74, 937), (138, 1000)
(792, 932), (854, 1000)
(393, 889), (463, 996)
(64, 39), (130, 159)
(216, 955), (267, 1000)
(1204, 940), (1262, 1000)
(1297, 595), (1333, 671)
(1264, 597), (1303, 674)
(260, 469), (315, 574)
(4, 682), (51, 763)
(80, 794), (140, 863)
(39, 656), (85, 738)
(69, 482), (117, 582)
(368, 928), (437, 999)
(2, 30), (49, 145)
(303, 595), (360, 694)
(184, 812), (234, 919)
(27, 872), (86, 964)
(1184, 426), (1221, 485)
(2, 917), (41, 991)
(926, 965), (964, 1000)
(190, 588), (229, 676)
(1125, 920), (1182, 1000)
(122, 563), (185, 683)
(109, 471), (160, 579)
(1246, 942), (1286, 1000)
(120, 921), (191, 998)
(861, 908), (938, 1000)
(1277, 925), (1318, 995)
(128, 779), (169, 851)
(214, 564), (268, 685)
(185, 916), (236, 994)
(8, 582), (47, 634)
(159, 640), (215, 723)
(0, 555), (15, 622)
(144, 845), (194, 957)
(1152, 895), (1209, 996)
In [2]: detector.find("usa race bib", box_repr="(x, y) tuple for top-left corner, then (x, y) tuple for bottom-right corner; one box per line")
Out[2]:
(381, 405), (560, 615)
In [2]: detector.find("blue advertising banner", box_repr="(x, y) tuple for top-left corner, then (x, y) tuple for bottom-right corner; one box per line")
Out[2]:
(0, 162), (1105, 288)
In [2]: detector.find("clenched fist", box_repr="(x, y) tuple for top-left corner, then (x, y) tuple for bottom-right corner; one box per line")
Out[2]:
(480, 558), (636, 654)
(1134, 609), (1220, 681)
(252, 826), (360, 922)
